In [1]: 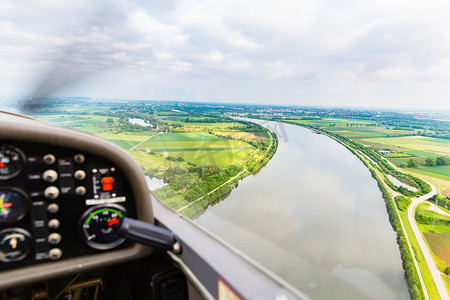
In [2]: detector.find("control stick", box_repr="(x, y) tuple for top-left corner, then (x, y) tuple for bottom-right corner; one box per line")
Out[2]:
(118, 217), (181, 253)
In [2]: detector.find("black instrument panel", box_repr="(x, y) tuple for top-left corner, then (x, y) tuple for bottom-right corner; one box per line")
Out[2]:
(0, 141), (137, 271)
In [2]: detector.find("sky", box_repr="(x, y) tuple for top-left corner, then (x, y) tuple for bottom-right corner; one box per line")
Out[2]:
(1, 0), (450, 109)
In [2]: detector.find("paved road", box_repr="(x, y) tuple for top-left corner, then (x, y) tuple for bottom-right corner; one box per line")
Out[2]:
(407, 183), (450, 300)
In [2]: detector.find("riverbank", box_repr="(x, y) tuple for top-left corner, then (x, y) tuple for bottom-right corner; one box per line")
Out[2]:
(196, 119), (409, 300)
(178, 130), (278, 218)
(258, 118), (446, 300)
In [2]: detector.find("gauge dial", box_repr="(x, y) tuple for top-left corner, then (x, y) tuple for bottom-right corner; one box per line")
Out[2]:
(0, 188), (29, 224)
(0, 228), (32, 263)
(80, 205), (126, 250)
(0, 144), (26, 180)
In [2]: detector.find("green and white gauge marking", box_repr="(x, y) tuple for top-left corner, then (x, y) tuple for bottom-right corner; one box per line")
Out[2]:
(79, 205), (126, 250)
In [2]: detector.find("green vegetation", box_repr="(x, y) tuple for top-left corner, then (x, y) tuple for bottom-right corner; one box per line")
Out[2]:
(393, 197), (441, 300)
(32, 100), (278, 217)
(253, 112), (445, 299)
(29, 99), (449, 299)
(415, 202), (450, 275)
(395, 195), (412, 212)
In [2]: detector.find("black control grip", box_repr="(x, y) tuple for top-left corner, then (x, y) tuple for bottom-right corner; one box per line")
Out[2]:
(118, 217), (177, 251)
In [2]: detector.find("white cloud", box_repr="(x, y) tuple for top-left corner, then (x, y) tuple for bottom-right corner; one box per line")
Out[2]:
(0, 0), (449, 109)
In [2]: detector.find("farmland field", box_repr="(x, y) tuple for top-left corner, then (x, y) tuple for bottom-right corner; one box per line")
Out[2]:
(288, 117), (416, 139)
(423, 233), (450, 266)
(404, 168), (450, 197)
(216, 131), (269, 141)
(134, 133), (254, 166)
(360, 136), (450, 157)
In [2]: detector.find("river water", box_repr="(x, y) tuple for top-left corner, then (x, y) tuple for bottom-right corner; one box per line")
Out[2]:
(195, 120), (409, 300)
(386, 174), (418, 192)
(128, 117), (152, 127)
(145, 176), (167, 190)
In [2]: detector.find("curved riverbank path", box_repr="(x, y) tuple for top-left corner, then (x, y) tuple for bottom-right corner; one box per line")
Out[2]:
(178, 132), (274, 212)
(382, 154), (449, 298)
(407, 183), (450, 300)
(350, 141), (449, 299)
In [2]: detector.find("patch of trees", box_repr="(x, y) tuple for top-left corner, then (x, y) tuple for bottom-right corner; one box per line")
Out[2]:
(425, 157), (436, 166)
(367, 162), (425, 299)
(184, 117), (223, 123)
(415, 206), (450, 227)
(429, 194), (450, 210)
(407, 159), (419, 168)
(247, 132), (278, 173)
(395, 195), (412, 212)
(436, 156), (450, 166)
(422, 156), (449, 167)
(166, 156), (184, 162)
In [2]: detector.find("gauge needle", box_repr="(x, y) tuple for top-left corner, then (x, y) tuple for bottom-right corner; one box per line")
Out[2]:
(0, 203), (12, 208)
(10, 237), (17, 249)
(107, 218), (119, 226)
(0, 161), (4, 167)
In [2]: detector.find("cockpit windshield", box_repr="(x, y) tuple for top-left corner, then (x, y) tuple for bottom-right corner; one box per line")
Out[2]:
(1, 1), (449, 299)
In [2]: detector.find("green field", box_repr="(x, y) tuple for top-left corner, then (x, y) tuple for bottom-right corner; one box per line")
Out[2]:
(423, 233), (450, 265)
(154, 116), (241, 128)
(420, 166), (450, 177)
(135, 133), (253, 151)
(216, 131), (269, 141)
(161, 194), (190, 210)
(289, 117), (416, 139)
(134, 133), (254, 166)
(360, 136), (450, 157)
(159, 149), (253, 166)
(139, 133), (224, 142)
(416, 202), (450, 276)
(405, 168), (450, 197)
(95, 131), (156, 141)
(37, 114), (121, 128)
(443, 276), (450, 293)
(128, 150), (188, 175)
(395, 199), (441, 298)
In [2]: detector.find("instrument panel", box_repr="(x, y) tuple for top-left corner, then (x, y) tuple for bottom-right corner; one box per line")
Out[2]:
(0, 141), (137, 270)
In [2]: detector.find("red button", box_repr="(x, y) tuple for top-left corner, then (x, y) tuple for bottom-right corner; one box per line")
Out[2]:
(102, 176), (114, 191)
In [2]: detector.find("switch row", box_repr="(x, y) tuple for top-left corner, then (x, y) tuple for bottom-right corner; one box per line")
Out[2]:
(42, 170), (86, 183)
(43, 153), (85, 165)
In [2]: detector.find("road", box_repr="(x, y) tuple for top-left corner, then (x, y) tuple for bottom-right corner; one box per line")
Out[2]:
(357, 147), (450, 299)
(382, 155), (449, 299)
(130, 132), (163, 150)
(351, 148), (430, 299)
(407, 183), (450, 300)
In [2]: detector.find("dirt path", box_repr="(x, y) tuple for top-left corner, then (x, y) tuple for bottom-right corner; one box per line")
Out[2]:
(178, 132), (274, 212)
(130, 132), (164, 150)
(425, 203), (450, 217)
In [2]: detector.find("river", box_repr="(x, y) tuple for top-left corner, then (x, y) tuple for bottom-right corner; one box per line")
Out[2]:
(195, 120), (409, 300)
(145, 176), (167, 190)
(387, 174), (418, 192)
(128, 117), (152, 127)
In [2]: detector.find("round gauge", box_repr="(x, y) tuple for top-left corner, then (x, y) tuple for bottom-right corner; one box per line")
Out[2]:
(0, 144), (26, 180)
(79, 205), (126, 250)
(0, 228), (32, 263)
(0, 188), (29, 224)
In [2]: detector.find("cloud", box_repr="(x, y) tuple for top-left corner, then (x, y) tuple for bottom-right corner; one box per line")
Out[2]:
(0, 0), (449, 109)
